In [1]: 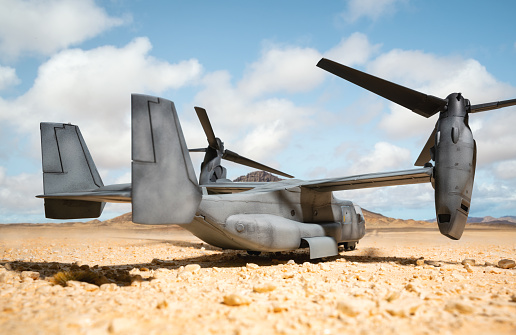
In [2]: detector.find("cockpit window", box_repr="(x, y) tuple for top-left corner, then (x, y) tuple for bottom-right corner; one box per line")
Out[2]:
(354, 205), (365, 223)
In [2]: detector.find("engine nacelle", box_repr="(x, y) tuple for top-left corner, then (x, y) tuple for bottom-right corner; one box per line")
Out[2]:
(433, 93), (476, 240)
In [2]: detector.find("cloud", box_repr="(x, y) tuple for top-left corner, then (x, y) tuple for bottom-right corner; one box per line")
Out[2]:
(0, 65), (20, 90)
(340, 141), (411, 175)
(493, 160), (516, 180)
(335, 183), (435, 219)
(238, 45), (323, 98)
(238, 33), (380, 99)
(0, 0), (128, 60)
(342, 0), (408, 23)
(369, 49), (516, 140)
(0, 167), (41, 215)
(192, 70), (314, 165)
(0, 37), (203, 169)
(324, 32), (381, 66)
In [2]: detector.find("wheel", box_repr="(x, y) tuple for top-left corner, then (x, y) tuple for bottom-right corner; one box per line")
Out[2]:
(343, 242), (357, 251)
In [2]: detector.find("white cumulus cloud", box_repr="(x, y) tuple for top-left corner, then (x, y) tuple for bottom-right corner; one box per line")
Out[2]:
(0, 37), (203, 169)
(0, 0), (128, 60)
(0, 65), (20, 90)
(342, 0), (408, 23)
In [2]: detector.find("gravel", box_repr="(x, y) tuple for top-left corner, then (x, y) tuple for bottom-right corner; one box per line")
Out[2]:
(0, 223), (515, 334)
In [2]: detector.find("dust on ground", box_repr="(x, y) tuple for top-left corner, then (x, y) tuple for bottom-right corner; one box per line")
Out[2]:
(0, 223), (515, 335)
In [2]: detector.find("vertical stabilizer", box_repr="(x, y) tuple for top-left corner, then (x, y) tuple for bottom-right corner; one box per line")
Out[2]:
(40, 123), (105, 219)
(131, 94), (202, 224)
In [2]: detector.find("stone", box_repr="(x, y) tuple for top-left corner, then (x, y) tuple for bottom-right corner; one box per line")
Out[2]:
(336, 298), (375, 317)
(100, 283), (119, 292)
(416, 259), (425, 266)
(223, 293), (251, 306)
(246, 263), (259, 269)
(183, 264), (201, 273)
(385, 298), (422, 317)
(445, 300), (476, 314)
(21, 271), (40, 280)
(108, 317), (136, 333)
(253, 282), (277, 293)
(497, 259), (515, 269)
(462, 259), (475, 266)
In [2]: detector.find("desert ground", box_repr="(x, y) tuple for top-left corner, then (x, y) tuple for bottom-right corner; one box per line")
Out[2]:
(0, 215), (515, 335)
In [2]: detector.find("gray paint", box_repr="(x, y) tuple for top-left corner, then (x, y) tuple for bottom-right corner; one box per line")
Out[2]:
(131, 94), (202, 224)
(317, 58), (516, 240)
(37, 59), (516, 257)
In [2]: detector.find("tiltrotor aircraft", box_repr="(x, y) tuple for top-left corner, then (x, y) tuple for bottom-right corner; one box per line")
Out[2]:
(37, 58), (516, 259)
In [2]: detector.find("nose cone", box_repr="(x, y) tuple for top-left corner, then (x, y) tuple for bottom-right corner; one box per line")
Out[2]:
(445, 93), (469, 117)
(435, 193), (469, 240)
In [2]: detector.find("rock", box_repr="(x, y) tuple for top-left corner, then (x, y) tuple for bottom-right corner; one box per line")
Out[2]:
(223, 293), (251, 306)
(445, 300), (476, 314)
(462, 259), (475, 266)
(253, 282), (277, 293)
(183, 264), (201, 273)
(246, 263), (259, 269)
(336, 298), (375, 317)
(385, 290), (401, 302)
(81, 282), (99, 292)
(21, 271), (40, 280)
(271, 303), (288, 313)
(100, 283), (119, 291)
(108, 317), (136, 333)
(405, 282), (420, 293)
(0, 272), (17, 284)
(497, 259), (515, 269)
(416, 259), (425, 266)
(384, 298), (422, 317)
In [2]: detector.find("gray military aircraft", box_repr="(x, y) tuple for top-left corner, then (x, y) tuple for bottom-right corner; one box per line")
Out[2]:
(37, 58), (516, 259)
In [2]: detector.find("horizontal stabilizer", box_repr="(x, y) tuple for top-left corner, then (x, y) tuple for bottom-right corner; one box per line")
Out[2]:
(131, 94), (202, 224)
(39, 122), (105, 219)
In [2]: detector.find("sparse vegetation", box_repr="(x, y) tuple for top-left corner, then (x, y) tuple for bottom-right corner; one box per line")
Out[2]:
(51, 270), (100, 286)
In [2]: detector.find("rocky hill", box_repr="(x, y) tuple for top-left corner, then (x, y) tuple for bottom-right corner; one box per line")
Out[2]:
(233, 171), (283, 182)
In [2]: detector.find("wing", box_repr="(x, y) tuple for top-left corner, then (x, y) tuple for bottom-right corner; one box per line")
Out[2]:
(299, 167), (433, 192)
(36, 183), (132, 203)
(201, 182), (267, 194)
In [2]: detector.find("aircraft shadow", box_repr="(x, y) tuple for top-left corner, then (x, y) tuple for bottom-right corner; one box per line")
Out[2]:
(1, 246), (466, 288)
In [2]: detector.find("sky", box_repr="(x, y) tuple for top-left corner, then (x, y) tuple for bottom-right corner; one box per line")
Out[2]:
(0, 0), (515, 223)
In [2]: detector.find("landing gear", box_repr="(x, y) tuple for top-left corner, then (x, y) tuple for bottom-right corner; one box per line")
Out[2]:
(339, 242), (357, 251)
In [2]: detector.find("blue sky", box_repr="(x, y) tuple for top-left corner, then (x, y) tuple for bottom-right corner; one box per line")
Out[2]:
(1, 0), (515, 223)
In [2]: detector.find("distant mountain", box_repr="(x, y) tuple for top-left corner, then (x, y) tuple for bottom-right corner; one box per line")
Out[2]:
(233, 171), (283, 182)
(427, 215), (516, 227)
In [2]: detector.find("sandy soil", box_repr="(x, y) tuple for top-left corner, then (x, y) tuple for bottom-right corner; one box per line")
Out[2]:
(0, 223), (515, 335)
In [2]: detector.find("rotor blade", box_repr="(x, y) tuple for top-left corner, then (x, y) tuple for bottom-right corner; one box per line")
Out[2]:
(317, 58), (447, 118)
(188, 148), (207, 152)
(470, 98), (516, 113)
(222, 149), (294, 178)
(414, 127), (437, 166)
(194, 107), (218, 149)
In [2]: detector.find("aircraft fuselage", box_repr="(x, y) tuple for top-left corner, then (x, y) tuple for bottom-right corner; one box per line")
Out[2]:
(183, 185), (365, 253)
